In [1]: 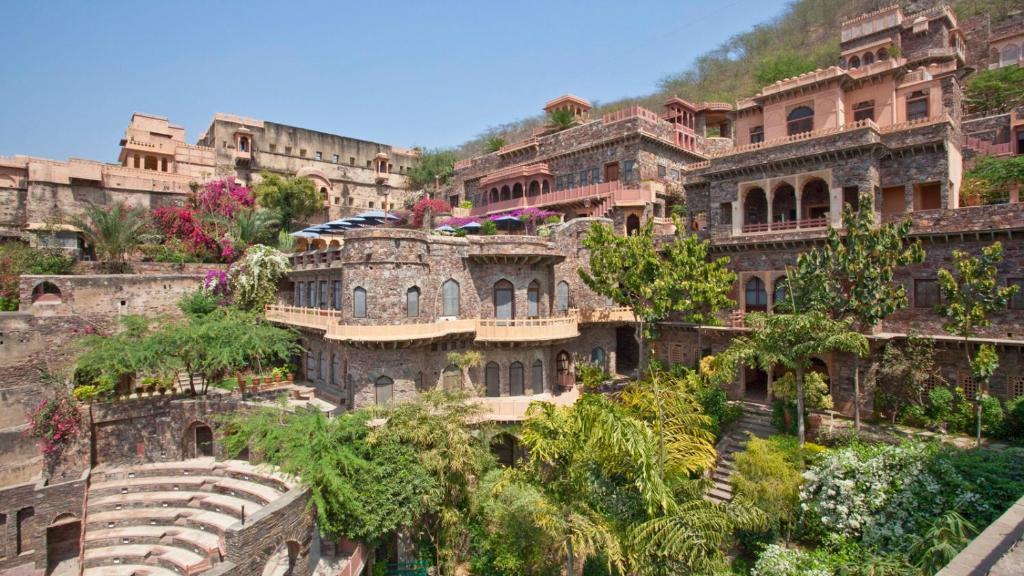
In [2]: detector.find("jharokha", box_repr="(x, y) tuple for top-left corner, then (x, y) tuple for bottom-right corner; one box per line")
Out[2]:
(1, 4), (1023, 576)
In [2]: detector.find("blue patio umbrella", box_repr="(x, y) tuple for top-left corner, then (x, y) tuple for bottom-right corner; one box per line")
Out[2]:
(458, 221), (482, 229)
(434, 225), (456, 233)
(290, 231), (319, 238)
(491, 215), (523, 229)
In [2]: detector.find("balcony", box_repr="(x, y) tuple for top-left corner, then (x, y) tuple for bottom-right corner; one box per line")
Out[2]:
(476, 313), (579, 343)
(579, 307), (635, 323)
(476, 387), (580, 422)
(472, 180), (655, 217)
(265, 305), (341, 331)
(741, 217), (829, 234)
(326, 319), (476, 343)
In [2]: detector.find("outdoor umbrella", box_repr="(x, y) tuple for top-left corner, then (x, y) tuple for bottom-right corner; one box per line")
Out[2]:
(491, 215), (523, 230)
(356, 210), (402, 220)
(434, 225), (456, 233)
(458, 222), (482, 234)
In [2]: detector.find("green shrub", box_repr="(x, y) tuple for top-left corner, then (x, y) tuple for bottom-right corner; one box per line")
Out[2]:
(1001, 397), (1024, 442)
(980, 395), (1004, 437)
(178, 289), (220, 317)
(733, 436), (822, 539)
(480, 220), (498, 235)
(26, 248), (75, 275)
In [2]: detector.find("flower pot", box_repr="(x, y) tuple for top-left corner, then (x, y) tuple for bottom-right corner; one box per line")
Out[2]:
(287, 373), (294, 383)
(274, 373), (282, 383)
(263, 376), (272, 385)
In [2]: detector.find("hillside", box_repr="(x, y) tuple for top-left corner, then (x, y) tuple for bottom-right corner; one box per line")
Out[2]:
(454, 0), (1021, 158)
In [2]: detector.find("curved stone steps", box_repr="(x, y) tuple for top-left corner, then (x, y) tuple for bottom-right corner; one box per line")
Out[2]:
(83, 564), (180, 576)
(83, 544), (209, 574)
(90, 476), (279, 506)
(87, 508), (238, 535)
(95, 458), (294, 492)
(86, 525), (221, 557)
(89, 491), (256, 518)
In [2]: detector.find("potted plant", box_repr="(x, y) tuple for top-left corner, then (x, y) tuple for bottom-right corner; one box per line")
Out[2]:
(273, 368), (283, 383)
(263, 374), (273, 385)
(287, 371), (295, 383)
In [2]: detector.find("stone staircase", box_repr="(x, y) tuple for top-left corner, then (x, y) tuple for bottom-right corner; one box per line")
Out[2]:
(82, 458), (294, 576)
(706, 402), (776, 503)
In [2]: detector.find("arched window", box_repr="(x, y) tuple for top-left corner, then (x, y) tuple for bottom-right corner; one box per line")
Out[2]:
(485, 362), (500, 397)
(500, 185), (511, 201)
(31, 281), (62, 304)
(542, 180), (551, 194)
(239, 137), (249, 152)
(745, 277), (768, 312)
(330, 353), (337, 386)
(490, 188), (499, 204)
(528, 180), (540, 196)
(512, 183), (524, 198)
(590, 347), (606, 367)
(787, 106), (814, 135)
(306, 351), (315, 380)
(878, 47), (889, 60)
(494, 280), (515, 320)
(863, 51), (875, 65)
(527, 280), (540, 318)
(556, 351), (573, 389)
(353, 287), (367, 318)
(555, 281), (570, 314)
(375, 376), (393, 405)
(442, 279), (460, 316)
(406, 286), (420, 317)
(849, 55), (861, 69)
(317, 351), (325, 381)
(509, 362), (525, 396)
(443, 364), (462, 391)
(626, 214), (641, 235)
(532, 359), (544, 394)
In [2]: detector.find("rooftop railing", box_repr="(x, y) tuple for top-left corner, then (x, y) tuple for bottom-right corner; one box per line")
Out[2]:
(476, 312), (579, 342)
(476, 386), (580, 422)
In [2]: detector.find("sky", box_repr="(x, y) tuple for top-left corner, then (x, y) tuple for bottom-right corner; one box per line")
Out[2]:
(0, 0), (789, 163)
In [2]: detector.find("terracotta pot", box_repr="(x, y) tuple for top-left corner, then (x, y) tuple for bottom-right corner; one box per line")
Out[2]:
(274, 373), (282, 383)
(287, 373), (294, 383)
(263, 375), (272, 385)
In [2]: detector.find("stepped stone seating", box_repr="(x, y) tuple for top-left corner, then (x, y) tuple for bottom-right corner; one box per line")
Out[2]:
(83, 458), (295, 576)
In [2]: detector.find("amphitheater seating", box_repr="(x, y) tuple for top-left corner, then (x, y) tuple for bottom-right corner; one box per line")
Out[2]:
(83, 458), (294, 576)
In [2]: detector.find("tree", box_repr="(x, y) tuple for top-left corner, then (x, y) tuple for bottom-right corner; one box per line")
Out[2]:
(70, 201), (150, 272)
(965, 65), (1024, 115)
(579, 218), (735, 371)
(227, 208), (279, 248)
(755, 51), (818, 87)
(484, 136), (507, 153)
(371, 391), (494, 576)
(154, 308), (298, 395)
(876, 335), (945, 424)
(229, 245), (291, 312)
(446, 350), (482, 389)
(547, 109), (578, 132)
(718, 312), (868, 447)
(252, 171), (320, 232)
(405, 149), (458, 191)
(779, 195), (924, 429)
(936, 242), (1018, 446)
(222, 406), (433, 543)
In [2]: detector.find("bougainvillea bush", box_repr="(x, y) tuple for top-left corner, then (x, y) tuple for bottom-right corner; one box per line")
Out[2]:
(26, 394), (82, 458)
(229, 245), (290, 312)
(151, 179), (256, 262)
(411, 197), (452, 228)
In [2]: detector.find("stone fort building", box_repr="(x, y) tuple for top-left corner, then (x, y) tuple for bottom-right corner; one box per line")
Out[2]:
(1, 4), (1023, 576)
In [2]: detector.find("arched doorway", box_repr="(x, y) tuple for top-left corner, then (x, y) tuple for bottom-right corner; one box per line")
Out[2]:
(485, 362), (500, 397)
(183, 422), (214, 458)
(509, 362), (524, 396)
(442, 364), (462, 391)
(500, 185), (511, 201)
(531, 359), (544, 394)
(512, 183), (524, 198)
(527, 280), (540, 318)
(744, 367), (769, 403)
(743, 187), (768, 231)
(556, 351), (574, 390)
(31, 281), (62, 304)
(46, 513), (80, 575)
(626, 214), (641, 235)
(772, 184), (796, 226)
(528, 180), (540, 196)
(490, 432), (521, 467)
(801, 179), (830, 223)
(493, 280), (514, 321)
(261, 540), (301, 576)
(745, 277), (768, 312)
(375, 376), (394, 405)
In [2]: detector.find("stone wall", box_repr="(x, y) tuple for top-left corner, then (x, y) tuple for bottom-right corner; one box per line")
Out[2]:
(0, 473), (87, 574)
(222, 486), (315, 576)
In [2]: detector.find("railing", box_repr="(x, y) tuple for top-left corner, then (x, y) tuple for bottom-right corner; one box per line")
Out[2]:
(963, 135), (1013, 156)
(265, 305), (341, 330)
(327, 319), (476, 342)
(476, 386), (580, 422)
(601, 105), (663, 125)
(453, 158), (473, 171)
(579, 307), (635, 323)
(741, 217), (830, 234)
(498, 137), (538, 155)
(476, 312), (579, 342)
(473, 180), (654, 216)
(714, 119), (877, 158)
(479, 163), (551, 187)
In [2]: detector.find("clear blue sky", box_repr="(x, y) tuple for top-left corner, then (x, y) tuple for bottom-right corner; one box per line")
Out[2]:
(0, 0), (788, 162)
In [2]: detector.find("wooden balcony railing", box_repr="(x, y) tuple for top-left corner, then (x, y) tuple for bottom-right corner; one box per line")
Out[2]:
(579, 307), (635, 323)
(265, 305), (341, 330)
(740, 217), (830, 234)
(326, 319), (476, 343)
(476, 387), (580, 422)
(476, 312), (580, 342)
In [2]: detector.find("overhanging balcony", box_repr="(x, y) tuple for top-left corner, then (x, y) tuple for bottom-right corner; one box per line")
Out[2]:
(265, 305), (341, 331)
(476, 313), (579, 343)
(475, 387), (580, 422)
(326, 319), (476, 343)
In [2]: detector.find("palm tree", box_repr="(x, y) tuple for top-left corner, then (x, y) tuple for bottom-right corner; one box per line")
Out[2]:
(547, 108), (578, 131)
(70, 201), (149, 272)
(229, 208), (279, 248)
(719, 311), (868, 448)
